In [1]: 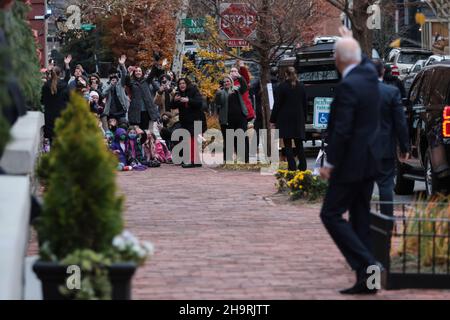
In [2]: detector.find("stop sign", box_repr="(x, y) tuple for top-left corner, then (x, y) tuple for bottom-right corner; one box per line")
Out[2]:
(219, 3), (257, 39)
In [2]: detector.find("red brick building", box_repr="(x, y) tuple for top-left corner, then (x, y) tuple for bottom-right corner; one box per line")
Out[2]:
(27, 0), (47, 68)
(313, 1), (342, 38)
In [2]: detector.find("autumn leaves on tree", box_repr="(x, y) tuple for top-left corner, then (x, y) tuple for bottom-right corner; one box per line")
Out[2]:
(79, 0), (179, 68)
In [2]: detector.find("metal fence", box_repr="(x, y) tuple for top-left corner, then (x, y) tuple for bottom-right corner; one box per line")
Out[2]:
(370, 201), (450, 289)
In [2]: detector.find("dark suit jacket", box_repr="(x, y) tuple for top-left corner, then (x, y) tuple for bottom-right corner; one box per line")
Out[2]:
(270, 81), (307, 139)
(326, 61), (381, 183)
(377, 82), (410, 160)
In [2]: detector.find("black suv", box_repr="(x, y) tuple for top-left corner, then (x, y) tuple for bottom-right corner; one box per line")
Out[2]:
(395, 62), (450, 196)
(278, 42), (340, 141)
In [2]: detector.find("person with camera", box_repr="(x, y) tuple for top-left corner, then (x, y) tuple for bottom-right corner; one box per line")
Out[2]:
(154, 74), (176, 114)
(89, 73), (103, 97)
(170, 78), (205, 168)
(230, 61), (255, 124)
(147, 51), (166, 85)
(157, 112), (181, 151)
(68, 63), (88, 91)
(102, 55), (129, 130)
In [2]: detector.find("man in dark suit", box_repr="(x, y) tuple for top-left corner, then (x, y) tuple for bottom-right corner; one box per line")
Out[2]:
(320, 34), (381, 294)
(373, 60), (410, 216)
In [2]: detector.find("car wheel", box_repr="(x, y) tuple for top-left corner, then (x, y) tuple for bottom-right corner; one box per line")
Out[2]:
(424, 149), (440, 197)
(394, 160), (415, 195)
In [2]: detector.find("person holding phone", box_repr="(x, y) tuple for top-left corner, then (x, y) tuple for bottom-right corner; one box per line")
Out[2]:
(170, 78), (205, 168)
(230, 61), (255, 123)
(102, 55), (129, 129)
(89, 73), (103, 96)
(154, 74), (176, 113)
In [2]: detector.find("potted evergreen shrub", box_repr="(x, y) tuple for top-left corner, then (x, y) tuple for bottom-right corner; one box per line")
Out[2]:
(33, 93), (153, 300)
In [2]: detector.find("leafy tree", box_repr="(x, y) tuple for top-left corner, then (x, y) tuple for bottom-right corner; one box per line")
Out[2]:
(78, 0), (179, 69)
(199, 0), (329, 154)
(182, 48), (228, 101)
(0, 24), (10, 157)
(60, 24), (114, 76)
(324, 0), (380, 56)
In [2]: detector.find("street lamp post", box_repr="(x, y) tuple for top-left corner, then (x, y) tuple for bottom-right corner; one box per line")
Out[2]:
(172, 0), (190, 78)
(80, 23), (98, 74)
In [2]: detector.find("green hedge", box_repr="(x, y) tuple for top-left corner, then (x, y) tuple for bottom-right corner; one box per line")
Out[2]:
(0, 0), (42, 110)
(0, 1), (43, 156)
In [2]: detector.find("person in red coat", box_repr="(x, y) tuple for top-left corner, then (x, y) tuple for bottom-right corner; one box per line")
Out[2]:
(230, 61), (255, 123)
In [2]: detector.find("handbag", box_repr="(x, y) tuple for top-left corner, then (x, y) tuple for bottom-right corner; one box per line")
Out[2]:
(313, 149), (327, 176)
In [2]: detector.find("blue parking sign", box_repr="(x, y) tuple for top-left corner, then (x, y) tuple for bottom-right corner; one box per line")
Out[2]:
(313, 97), (332, 129)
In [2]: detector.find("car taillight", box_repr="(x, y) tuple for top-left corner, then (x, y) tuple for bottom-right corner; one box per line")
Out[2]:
(444, 106), (450, 138)
(391, 66), (400, 77)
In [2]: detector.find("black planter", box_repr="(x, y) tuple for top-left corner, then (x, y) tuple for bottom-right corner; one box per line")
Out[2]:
(33, 260), (137, 300)
(370, 203), (450, 290)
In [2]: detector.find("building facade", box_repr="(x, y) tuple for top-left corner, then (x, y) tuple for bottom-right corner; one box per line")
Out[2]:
(27, 0), (48, 68)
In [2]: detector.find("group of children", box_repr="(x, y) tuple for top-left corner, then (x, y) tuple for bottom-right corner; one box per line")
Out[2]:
(104, 118), (172, 171)
(43, 55), (172, 171)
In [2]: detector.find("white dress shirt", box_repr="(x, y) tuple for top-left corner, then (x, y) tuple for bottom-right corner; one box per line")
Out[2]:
(342, 63), (358, 79)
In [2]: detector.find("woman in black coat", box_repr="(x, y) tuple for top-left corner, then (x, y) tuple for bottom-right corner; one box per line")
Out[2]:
(170, 78), (206, 168)
(270, 67), (307, 171)
(122, 56), (159, 131)
(41, 56), (71, 143)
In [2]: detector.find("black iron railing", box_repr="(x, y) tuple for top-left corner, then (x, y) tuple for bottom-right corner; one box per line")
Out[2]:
(370, 201), (450, 289)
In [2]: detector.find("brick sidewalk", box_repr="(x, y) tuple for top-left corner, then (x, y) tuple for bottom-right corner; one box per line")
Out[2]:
(118, 165), (450, 300)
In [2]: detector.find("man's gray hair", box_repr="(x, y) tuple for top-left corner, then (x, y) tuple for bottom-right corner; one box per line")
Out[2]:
(334, 38), (362, 64)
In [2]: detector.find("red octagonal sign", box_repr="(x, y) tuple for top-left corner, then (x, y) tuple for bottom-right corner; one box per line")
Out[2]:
(219, 3), (257, 40)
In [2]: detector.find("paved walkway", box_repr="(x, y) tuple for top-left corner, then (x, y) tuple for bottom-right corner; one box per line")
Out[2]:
(120, 165), (450, 300)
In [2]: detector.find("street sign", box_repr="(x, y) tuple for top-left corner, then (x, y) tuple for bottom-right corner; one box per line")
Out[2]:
(313, 97), (333, 129)
(226, 39), (248, 47)
(219, 3), (257, 40)
(187, 27), (205, 34)
(81, 23), (96, 31)
(182, 18), (205, 34)
(182, 18), (205, 28)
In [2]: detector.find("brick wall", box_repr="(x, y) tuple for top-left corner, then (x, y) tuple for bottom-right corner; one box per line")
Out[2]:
(27, 0), (47, 67)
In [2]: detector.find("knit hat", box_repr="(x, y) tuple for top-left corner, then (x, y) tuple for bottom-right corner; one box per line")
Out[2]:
(89, 91), (99, 99)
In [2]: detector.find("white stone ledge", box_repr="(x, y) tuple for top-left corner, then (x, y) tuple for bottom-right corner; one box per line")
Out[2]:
(0, 175), (30, 299)
(0, 111), (44, 175)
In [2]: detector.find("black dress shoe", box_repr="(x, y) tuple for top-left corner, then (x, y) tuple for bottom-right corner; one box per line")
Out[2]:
(181, 163), (197, 168)
(340, 263), (384, 295)
(194, 163), (202, 167)
(339, 281), (378, 295)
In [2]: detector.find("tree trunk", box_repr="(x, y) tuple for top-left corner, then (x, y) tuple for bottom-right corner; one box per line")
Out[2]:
(257, 0), (273, 158)
(259, 56), (272, 157)
(172, 0), (189, 78)
(352, 0), (374, 57)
